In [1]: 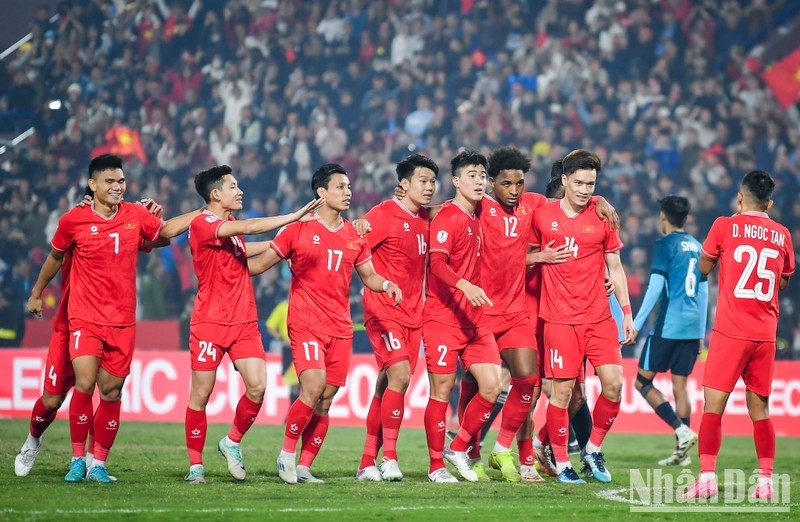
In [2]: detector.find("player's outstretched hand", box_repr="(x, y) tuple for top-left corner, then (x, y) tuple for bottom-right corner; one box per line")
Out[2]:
(604, 274), (615, 296)
(541, 240), (570, 264)
(457, 280), (493, 307)
(385, 281), (402, 306)
(630, 329), (639, 344)
(139, 198), (163, 218)
(27, 294), (43, 317)
(353, 219), (372, 237)
(295, 198), (326, 222)
(75, 195), (93, 207)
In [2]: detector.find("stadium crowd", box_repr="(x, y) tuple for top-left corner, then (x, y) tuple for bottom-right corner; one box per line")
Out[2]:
(0, 0), (799, 356)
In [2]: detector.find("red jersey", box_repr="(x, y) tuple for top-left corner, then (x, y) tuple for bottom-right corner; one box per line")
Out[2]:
(531, 200), (622, 324)
(362, 198), (429, 328)
(701, 211), (795, 342)
(51, 201), (163, 326)
(425, 199), (485, 328)
(271, 216), (372, 338)
(478, 192), (548, 317)
(189, 210), (258, 325)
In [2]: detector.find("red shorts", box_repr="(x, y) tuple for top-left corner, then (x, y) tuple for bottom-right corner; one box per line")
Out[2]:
(289, 325), (352, 387)
(44, 322), (73, 395)
(365, 318), (421, 374)
(704, 330), (775, 397)
(542, 316), (621, 380)
(422, 321), (501, 374)
(189, 321), (265, 371)
(490, 311), (536, 351)
(68, 318), (136, 378)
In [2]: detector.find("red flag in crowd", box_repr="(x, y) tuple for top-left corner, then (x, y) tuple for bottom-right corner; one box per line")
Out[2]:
(90, 125), (147, 164)
(762, 47), (800, 109)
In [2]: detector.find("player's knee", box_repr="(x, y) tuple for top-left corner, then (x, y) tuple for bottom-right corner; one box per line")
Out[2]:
(479, 382), (502, 403)
(570, 387), (586, 409)
(246, 382), (266, 403)
(636, 373), (654, 398)
(100, 388), (122, 402)
(386, 364), (411, 392)
(42, 393), (66, 411)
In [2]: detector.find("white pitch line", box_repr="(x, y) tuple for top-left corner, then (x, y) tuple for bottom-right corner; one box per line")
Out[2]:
(596, 487), (652, 506)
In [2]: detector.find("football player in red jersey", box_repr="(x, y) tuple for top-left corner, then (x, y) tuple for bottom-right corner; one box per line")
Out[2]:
(27, 154), (202, 483)
(531, 150), (634, 484)
(422, 150), (502, 483)
(356, 154), (437, 482)
(248, 163), (401, 484)
(683, 170), (794, 500)
(184, 165), (322, 484)
(16, 194), (188, 479)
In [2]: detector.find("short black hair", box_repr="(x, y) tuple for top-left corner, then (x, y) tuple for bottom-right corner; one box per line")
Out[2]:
(487, 146), (531, 179)
(560, 149), (602, 176)
(88, 154), (123, 179)
(450, 149), (488, 177)
(312, 163), (347, 195)
(396, 153), (439, 182)
(659, 195), (690, 228)
(545, 177), (564, 199)
(195, 165), (233, 203)
(740, 170), (775, 207)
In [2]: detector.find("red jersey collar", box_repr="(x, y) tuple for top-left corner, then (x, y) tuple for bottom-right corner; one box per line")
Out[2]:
(452, 199), (476, 219)
(392, 196), (420, 218)
(91, 200), (119, 221)
(559, 199), (588, 219)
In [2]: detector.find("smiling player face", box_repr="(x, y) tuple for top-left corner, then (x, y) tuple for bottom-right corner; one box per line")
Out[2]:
(402, 167), (436, 208)
(214, 174), (244, 211)
(562, 168), (597, 212)
(89, 168), (126, 208)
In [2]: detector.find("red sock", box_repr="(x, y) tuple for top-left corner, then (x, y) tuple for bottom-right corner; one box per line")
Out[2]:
(497, 376), (536, 448)
(360, 395), (382, 469)
(518, 438), (535, 467)
(698, 412), (722, 474)
(92, 399), (121, 462)
(452, 394), (495, 452)
(29, 397), (58, 439)
(753, 418), (775, 479)
(88, 419), (95, 456)
(228, 395), (262, 443)
(185, 407), (207, 466)
(69, 390), (93, 458)
(536, 422), (549, 446)
(299, 414), (329, 467)
(424, 398), (448, 471)
(588, 394), (621, 448)
(381, 388), (405, 461)
(283, 400), (314, 453)
(546, 403), (569, 464)
(457, 378), (478, 424)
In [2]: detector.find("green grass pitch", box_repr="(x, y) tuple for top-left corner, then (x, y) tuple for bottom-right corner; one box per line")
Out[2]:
(1, 419), (797, 520)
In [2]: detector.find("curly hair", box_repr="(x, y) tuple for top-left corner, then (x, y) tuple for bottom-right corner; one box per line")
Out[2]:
(487, 146), (531, 179)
